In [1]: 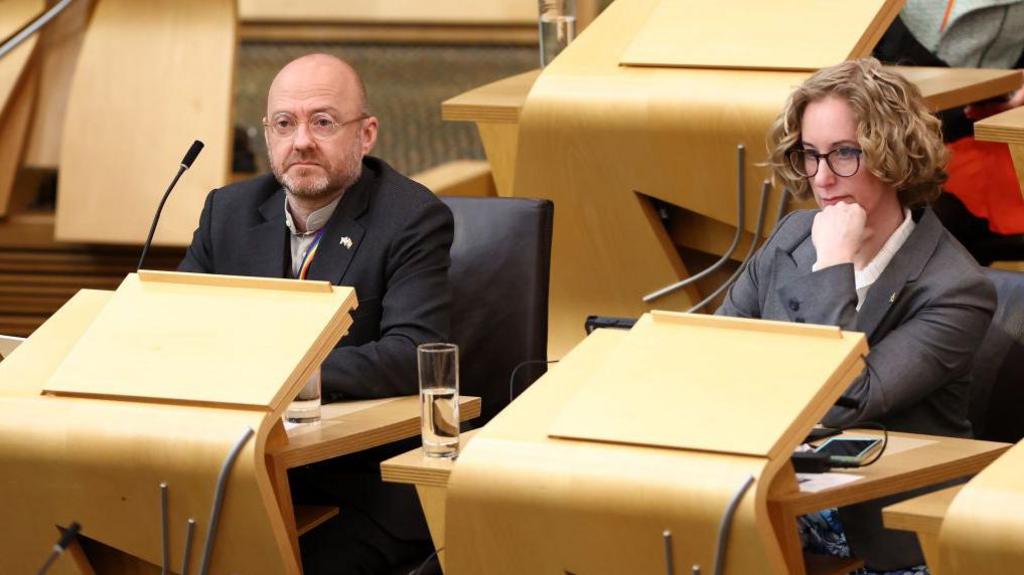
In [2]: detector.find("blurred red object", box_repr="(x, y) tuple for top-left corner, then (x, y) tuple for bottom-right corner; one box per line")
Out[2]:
(945, 136), (1024, 235)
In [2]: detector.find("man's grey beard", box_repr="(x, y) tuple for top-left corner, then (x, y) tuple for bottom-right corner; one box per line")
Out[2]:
(280, 170), (333, 199)
(270, 144), (364, 200)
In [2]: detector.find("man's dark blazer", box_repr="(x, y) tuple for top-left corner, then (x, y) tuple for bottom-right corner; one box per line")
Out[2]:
(179, 157), (453, 545)
(179, 156), (454, 402)
(718, 207), (996, 570)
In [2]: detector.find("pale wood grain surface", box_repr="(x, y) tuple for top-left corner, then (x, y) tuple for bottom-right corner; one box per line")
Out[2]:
(938, 440), (1024, 573)
(385, 324), (1005, 575)
(975, 103), (1024, 146)
(23, 0), (95, 169)
(382, 429), (479, 487)
(269, 395), (480, 469)
(0, 1), (41, 113)
(239, 0), (536, 24)
(444, 14), (1012, 356)
(0, 279), (321, 573)
(894, 66), (1022, 113)
(43, 273), (355, 409)
(549, 312), (866, 459)
(444, 327), (794, 574)
(442, 70), (539, 123)
(772, 432), (1007, 515)
(56, 0), (235, 245)
(620, 0), (901, 71)
(412, 160), (496, 197)
(882, 485), (962, 536)
(0, 60), (36, 217)
(0, 0), (43, 217)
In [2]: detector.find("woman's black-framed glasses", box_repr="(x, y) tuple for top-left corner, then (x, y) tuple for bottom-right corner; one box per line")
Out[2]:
(787, 146), (862, 178)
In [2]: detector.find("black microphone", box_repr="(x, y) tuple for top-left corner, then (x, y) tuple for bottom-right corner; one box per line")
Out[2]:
(36, 521), (81, 575)
(137, 140), (205, 271)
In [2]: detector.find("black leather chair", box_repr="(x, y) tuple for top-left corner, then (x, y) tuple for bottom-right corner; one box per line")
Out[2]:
(441, 196), (554, 424)
(969, 268), (1024, 443)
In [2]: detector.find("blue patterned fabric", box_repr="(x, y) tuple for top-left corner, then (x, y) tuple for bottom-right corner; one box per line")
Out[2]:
(799, 509), (929, 575)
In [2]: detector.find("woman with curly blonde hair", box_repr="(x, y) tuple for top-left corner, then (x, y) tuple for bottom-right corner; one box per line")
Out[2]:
(718, 58), (996, 572)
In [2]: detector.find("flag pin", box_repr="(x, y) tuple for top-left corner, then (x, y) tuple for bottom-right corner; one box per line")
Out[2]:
(340, 236), (353, 249)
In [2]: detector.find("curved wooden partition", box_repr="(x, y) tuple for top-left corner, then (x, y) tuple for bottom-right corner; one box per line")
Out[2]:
(0, 0), (44, 216)
(0, 272), (355, 574)
(510, 0), (902, 355)
(56, 0), (235, 246)
(937, 440), (1024, 573)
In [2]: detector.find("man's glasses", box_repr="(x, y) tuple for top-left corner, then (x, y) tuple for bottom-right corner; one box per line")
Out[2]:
(787, 146), (863, 178)
(263, 112), (369, 140)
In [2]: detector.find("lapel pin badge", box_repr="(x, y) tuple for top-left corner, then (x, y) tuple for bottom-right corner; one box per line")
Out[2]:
(340, 236), (353, 250)
(889, 292), (897, 303)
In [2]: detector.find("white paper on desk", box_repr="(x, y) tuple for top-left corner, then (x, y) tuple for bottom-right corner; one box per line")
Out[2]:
(796, 472), (862, 493)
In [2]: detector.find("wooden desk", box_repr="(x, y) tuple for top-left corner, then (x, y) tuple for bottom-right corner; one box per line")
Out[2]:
(266, 395), (481, 563)
(442, 67), (1021, 199)
(975, 105), (1024, 199)
(443, 66), (1024, 357)
(881, 485), (962, 569)
(768, 432), (1007, 574)
(384, 414), (1009, 575)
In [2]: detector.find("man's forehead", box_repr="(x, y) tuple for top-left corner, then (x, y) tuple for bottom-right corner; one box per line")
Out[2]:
(267, 80), (360, 115)
(267, 56), (361, 113)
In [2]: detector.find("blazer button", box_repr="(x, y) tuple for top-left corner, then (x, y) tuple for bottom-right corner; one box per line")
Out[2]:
(788, 299), (800, 312)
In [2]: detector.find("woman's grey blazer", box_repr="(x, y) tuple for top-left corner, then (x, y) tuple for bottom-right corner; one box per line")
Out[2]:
(716, 207), (996, 570)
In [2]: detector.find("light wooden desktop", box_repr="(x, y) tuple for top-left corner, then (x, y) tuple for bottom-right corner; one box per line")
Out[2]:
(975, 104), (1024, 199)
(882, 485), (962, 569)
(445, 68), (1022, 199)
(382, 330), (1010, 575)
(880, 438), (1024, 574)
(442, 62), (1023, 360)
(266, 394), (481, 558)
(0, 276), (480, 573)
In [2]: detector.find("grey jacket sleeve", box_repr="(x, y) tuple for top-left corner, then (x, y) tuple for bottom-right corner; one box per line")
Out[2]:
(816, 272), (995, 427)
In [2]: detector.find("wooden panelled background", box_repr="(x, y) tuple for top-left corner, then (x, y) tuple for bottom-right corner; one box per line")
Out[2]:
(0, 0), (572, 337)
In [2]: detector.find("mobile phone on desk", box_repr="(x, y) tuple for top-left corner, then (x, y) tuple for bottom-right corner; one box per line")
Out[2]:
(814, 437), (882, 466)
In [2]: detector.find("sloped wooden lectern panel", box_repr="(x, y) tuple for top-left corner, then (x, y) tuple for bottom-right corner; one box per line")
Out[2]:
(620, 0), (902, 70)
(45, 271), (355, 409)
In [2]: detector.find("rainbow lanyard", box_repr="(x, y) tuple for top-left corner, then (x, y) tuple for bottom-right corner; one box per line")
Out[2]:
(296, 228), (326, 280)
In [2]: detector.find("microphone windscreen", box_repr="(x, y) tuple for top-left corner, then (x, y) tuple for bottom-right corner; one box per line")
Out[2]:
(56, 522), (81, 550)
(181, 140), (205, 169)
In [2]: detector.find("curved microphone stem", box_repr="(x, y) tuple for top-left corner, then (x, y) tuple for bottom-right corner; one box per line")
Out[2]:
(643, 144), (746, 303)
(686, 179), (772, 314)
(137, 140), (204, 271)
(0, 0), (75, 61)
(137, 166), (187, 271)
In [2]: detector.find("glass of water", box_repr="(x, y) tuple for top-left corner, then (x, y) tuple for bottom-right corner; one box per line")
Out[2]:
(538, 0), (576, 67)
(418, 343), (460, 458)
(285, 367), (321, 424)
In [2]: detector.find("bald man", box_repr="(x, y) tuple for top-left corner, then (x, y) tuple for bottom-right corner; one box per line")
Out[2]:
(180, 54), (451, 573)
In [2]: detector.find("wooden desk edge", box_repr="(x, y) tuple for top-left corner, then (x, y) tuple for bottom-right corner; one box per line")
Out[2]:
(441, 70), (540, 123)
(267, 396), (481, 469)
(774, 441), (1008, 515)
(380, 429), (479, 487)
(881, 484), (962, 536)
